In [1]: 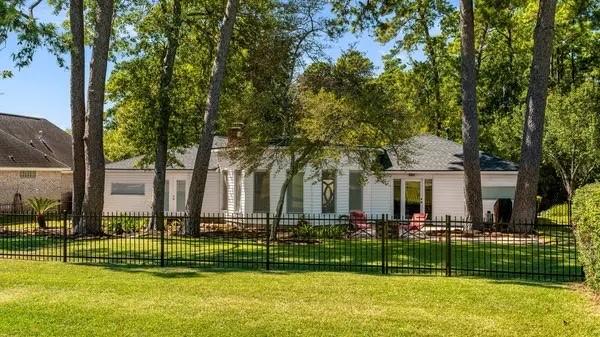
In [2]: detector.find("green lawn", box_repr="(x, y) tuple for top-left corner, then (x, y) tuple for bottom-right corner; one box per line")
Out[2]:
(0, 260), (597, 337)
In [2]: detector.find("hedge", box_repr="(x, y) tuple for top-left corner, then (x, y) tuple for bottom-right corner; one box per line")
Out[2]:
(572, 183), (600, 291)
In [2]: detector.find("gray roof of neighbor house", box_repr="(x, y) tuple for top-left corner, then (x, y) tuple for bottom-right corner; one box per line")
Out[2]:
(106, 136), (228, 170)
(106, 134), (517, 172)
(0, 113), (72, 169)
(391, 135), (518, 171)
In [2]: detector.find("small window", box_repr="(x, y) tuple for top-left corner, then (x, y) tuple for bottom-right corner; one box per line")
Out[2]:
(164, 180), (170, 212)
(234, 170), (242, 212)
(221, 170), (228, 211)
(253, 171), (270, 213)
(322, 170), (336, 213)
(19, 171), (36, 179)
(111, 183), (145, 195)
(482, 186), (516, 200)
(176, 180), (186, 212)
(349, 171), (363, 211)
(287, 172), (304, 213)
(425, 179), (433, 219)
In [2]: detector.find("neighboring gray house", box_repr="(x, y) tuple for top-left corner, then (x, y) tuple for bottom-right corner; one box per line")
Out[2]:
(104, 134), (518, 219)
(0, 113), (72, 205)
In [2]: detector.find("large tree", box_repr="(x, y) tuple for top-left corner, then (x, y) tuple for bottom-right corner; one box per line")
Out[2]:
(459, 0), (483, 226)
(330, 0), (455, 136)
(511, 0), (558, 226)
(182, 0), (239, 236)
(229, 51), (414, 239)
(69, 0), (85, 229)
(80, 0), (114, 234)
(544, 81), (600, 201)
(151, 0), (183, 230)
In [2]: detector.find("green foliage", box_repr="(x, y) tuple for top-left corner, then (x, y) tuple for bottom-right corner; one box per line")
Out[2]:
(106, 215), (147, 234)
(27, 198), (60, 215)
(544, 81), (600, 198)
(104, 0), (295, 163)
(230, 50), (414, 186)
(293, 219), (347, 240)
(572, 183), (600, 292)
(0, 0), (66, 74)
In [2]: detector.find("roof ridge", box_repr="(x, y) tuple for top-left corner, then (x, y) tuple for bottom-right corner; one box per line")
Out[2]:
(0, 128), (70, 168)
(0, 112), (44, 120)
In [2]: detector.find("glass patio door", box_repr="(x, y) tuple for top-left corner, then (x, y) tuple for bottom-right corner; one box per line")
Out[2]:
(404, 180), (422, 219)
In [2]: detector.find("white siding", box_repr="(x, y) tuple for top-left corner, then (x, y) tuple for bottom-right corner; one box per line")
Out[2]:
(104, 170), (154, 213)
(217, 163), (517, 220)
(431, 174), (465, 219)
(104, 170), (220, 213)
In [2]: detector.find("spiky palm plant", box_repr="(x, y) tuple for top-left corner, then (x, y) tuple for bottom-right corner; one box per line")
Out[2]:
(28, 198), (60, 228)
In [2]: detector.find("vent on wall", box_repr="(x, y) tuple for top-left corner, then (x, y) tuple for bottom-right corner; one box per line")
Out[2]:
(19, 171), (36, 179)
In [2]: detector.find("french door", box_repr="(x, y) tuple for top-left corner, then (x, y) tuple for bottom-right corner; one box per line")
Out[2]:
(393, 178), (433, 219)
(404, 180), (422, 219)
(164, 175), (187, 213)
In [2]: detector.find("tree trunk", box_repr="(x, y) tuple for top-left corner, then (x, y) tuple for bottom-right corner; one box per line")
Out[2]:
(151, 0), (182, 232)
(69, 0), (86, 232)
(182, 0), (239, 236)
(81, 0), (114, 235)
(511, 0), (557, 228)
(459, 0), (483, 229)
(271, 171), (294, 241)
(419, 10), (443, 136)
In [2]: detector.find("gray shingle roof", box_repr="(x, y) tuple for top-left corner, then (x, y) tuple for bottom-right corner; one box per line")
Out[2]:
(106, 136), (228, 170)
(107, 134), (517, 172)
(0, 113), (72, 169)
(390, 135), (518, 171)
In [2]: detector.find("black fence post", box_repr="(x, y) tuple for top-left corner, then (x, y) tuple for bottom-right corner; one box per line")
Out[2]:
(160, 216), (165, 267)
(266, 213), (270, 271)
(62, 210), (68, 263)
(381, 214), (387, 274)
(445, 215), (451, 277)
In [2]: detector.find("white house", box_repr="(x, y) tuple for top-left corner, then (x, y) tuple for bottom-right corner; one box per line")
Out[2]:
(104, 134), (518, 220)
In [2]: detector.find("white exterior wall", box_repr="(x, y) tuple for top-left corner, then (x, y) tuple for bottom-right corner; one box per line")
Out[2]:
(481, 173), (518, 217)
(104, 170), (154, 213)
(430, 174), (465, 218)
(233, 169), (517, 219)
(104, 170), (220, 213)
(104, 165), (517, 219)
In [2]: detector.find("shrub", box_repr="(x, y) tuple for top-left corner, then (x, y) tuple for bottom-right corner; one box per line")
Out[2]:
(572, 183), (600, 292)
(106, 215), (148, 234)
(27, 198), (60, 228)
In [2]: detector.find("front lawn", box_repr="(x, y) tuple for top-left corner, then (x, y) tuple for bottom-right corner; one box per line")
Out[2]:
(0, 260), (597, 337)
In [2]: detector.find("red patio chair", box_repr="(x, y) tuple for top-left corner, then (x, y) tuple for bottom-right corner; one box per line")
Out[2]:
(399, 213), (428, 238)
(348, 210), (374, 237)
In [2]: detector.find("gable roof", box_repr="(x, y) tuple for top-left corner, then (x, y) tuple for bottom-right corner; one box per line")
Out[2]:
(0, 113), (72, 169)
(391, 135), (518, 171)
(106, 136), (228, 170)
(107, 134), (517, 172)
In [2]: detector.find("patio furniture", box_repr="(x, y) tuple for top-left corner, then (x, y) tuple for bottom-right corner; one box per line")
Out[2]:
(399, 213), (428, 238)
(348, 210), (374, 237)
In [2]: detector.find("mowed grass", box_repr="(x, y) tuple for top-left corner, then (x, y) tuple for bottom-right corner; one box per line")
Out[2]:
(0, 260), (598, 337)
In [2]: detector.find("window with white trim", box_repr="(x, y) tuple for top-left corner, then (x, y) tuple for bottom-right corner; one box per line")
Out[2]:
(253, 171), (270, 213)
(349, 171), (363, 211)
(321, 170), (336, 213)
(287, 172), (304, 213)
(111, 183), (145, 195)
(482, 186), (515, 200)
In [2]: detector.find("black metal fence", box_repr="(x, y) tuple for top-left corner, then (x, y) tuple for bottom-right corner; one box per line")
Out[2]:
(0, 212), (583, 281)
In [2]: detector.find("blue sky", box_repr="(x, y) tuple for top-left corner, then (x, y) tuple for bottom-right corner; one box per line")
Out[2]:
(0, 6), (395, 130)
